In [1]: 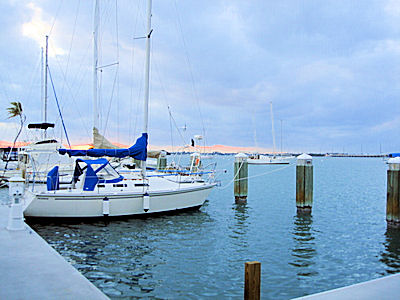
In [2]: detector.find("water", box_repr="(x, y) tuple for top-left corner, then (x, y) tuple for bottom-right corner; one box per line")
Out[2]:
(3, 156), (400, 299)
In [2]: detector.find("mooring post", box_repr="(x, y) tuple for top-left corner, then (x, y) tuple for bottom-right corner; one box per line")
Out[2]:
(244, 261), (261, 300)
(157, 150), (167, 170)
(387, 157), (400, 228)
(7, 176), (26, 231)
(234, 153), (248, 204)
(296, 153), (313, 214)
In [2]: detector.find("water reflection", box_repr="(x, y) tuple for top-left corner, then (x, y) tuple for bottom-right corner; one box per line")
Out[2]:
(29, 209), (213, 298)
(289, 214), (318, 277)
(380, 228), (400, 274)
(229, 203), (250, 247)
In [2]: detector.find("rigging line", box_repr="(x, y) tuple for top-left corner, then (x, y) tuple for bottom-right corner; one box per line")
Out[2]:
(102, 64), (119, 141)
(151, 43), (186, 148)
(23, 50), (42, 113)
(61, 0), (81, 97)
(115, 0), (120, 144)
(48, 0), (64, 37)
(218, 163), (292, 190)
(67, 38), (91, 99)
(152, 54), (179, 149)
(173, 0), (207, 147)
(242, 164), (292, 180)
(128, 0), (142, 143)
(167, 106), (186, 145)
(47, 66), (71, 149)
(49, 42), (91, 140)
(218, 160), (244, 189)
(169, 106), (174, 153)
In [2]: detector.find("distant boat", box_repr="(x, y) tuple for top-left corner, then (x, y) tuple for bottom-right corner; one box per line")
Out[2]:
(248, 101), (290, 165)
(248, 153), (291, 165)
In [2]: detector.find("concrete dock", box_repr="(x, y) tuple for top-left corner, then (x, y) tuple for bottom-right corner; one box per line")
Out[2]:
(294, 273), (400, 300)
(0, 204), (108, 299)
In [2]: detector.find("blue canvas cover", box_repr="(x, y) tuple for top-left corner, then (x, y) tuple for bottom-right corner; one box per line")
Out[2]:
(83, 164), (98, 191)
(47, 166), (60, 191)
(389, 153), (400, 158)
(59, 133), (148, 160)
(74, 158), (123, 191)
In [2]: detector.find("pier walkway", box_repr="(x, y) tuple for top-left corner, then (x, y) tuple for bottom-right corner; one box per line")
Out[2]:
(0, 204), (108, 300)
(294, 273), (400, 299)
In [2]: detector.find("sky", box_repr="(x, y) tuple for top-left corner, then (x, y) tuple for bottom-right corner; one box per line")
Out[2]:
(1, 0), (400, 154)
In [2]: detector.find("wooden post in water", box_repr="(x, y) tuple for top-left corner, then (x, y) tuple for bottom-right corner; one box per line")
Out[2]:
(296, 153), (313, 214)
(387, 157), (400, 228)
(244, 261), (261, 300)
(234, 153), (248, 203)
(157, 151), (167, 170)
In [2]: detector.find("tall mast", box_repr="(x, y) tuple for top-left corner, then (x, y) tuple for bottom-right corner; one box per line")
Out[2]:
(143, 0), (152, 134)
(44, 35), (49, 139)
(41, 46), (44, 139)
(270, 101), (276, 157)
(141, 0), (152, 176)
(93, 0), (99, 135)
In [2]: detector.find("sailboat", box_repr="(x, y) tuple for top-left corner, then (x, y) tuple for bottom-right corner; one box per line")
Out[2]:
(21, 0), (216, 218)
(1, 37), (75, 187)
(248, 102), (290, 165)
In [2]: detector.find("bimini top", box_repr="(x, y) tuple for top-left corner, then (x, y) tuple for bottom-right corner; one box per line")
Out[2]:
(59, 133), (148, 161)
(74, 158), (123, 191)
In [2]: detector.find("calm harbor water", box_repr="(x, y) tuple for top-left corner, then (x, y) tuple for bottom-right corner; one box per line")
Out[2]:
(3, 156), (400, 299)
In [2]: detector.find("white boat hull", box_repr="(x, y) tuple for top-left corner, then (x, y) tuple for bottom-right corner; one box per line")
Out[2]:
(247, 158), (290, 165)
(24, 183), (215, 218)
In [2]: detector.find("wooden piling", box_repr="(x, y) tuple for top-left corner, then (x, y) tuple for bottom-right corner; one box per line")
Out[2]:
(244, 261), (261, 300)
(387, 158), (400, 228)
(234, 153), (248, 203)
(296, 153), (313, 214)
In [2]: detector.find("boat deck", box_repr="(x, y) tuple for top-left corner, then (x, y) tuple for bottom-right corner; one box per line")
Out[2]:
(0, 204), (108, 299)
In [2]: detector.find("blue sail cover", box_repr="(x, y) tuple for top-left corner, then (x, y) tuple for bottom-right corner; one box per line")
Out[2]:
(59, 133), (148, 160)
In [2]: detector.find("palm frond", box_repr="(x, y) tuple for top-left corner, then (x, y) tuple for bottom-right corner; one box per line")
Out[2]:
(7, 101), (23, 119)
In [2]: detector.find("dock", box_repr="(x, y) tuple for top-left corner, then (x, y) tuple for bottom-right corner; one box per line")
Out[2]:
(294, 273), (400, 300)
(0, 204), (108, 300)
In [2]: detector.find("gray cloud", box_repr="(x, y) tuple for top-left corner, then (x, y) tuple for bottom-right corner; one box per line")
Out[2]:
(1, 0), (400, 154)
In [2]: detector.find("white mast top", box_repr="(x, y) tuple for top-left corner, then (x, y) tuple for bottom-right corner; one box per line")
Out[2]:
(93, 0), (99, 132)
(270, 101), (276, 156)
(141, 0), (152, 178)
(143, 0), (152, 134)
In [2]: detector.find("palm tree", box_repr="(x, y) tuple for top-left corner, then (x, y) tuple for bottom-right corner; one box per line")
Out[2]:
(4, 102), (26, 170)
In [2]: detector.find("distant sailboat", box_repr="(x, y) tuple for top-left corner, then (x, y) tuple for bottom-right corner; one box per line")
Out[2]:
(248, 101), (290, 165)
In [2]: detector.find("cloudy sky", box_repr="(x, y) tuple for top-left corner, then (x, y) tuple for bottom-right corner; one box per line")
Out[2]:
(1, 0), (400, 154)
